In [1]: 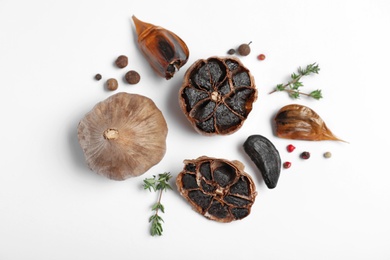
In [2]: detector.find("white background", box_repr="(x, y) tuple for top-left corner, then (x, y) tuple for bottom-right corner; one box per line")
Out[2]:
(1, 0), (389, 259)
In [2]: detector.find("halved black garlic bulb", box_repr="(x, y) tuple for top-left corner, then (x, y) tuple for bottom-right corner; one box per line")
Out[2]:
(179, 56), (257, 135)
(176, 156), (257, 223)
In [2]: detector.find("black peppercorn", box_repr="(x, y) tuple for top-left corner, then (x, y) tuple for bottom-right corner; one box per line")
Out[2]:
(94, 74), (102, 81)
(227, 48), (236, 55)
(125, 70), (141, 84)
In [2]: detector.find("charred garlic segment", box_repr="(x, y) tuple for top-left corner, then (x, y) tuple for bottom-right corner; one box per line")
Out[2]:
(77, 92), (168, 180)
(176, 156), (257, 223)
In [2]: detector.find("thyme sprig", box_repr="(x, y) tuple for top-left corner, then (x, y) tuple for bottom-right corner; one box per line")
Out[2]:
(143, 172), (172, 236)
(269, 62), (323, 100)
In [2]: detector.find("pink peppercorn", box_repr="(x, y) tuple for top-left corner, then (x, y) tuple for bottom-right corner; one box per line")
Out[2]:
(287, 144), (296, 153)
(257, 54), (266, 60)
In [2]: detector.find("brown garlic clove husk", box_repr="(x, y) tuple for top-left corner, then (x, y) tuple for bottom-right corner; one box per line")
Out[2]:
(77, 92), (168, 180)
(132, 15), (189, 80)
(274, 104), (346, 142)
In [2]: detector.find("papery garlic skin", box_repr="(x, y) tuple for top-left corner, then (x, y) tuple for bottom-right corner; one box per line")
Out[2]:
(274, 104), (345, 142)
(132, 15), (189, 80)
(77, 92), (168, 180)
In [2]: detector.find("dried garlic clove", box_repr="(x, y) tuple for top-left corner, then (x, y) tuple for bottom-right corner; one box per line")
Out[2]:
(132, 15), (189, 80)
(274, 104), (345, 142)
(243, 135), (281, 189)
(77, 92), (168, 180)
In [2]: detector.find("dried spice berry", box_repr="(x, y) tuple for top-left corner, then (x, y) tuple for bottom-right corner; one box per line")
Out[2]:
(227, 48), (236, 55)
(115, 55), (128, 68)
(95, 74), (102, 81)
(176, 156), (257, 223)
(243, 135), (281, 189)
(283, 162), (291, 169)
(287, 144), (296, 153)
(237, 42), (252, 56)
(106, 78), (118, 91)
(324, 151), (332, 158)
(300, 151), (310, 159)
(179, 56), (257, 135)
(257, 54), (266, 60)
(125, 70), (141, 84)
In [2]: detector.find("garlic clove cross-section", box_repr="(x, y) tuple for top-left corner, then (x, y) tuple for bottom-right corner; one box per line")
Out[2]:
(176, 156), (257, 222)
(179, 56), (257, 135)
(77, 92), (168, 180)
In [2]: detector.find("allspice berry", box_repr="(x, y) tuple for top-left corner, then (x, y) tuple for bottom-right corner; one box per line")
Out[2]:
(106, 78), (118, 91)
(237, 41), (252, 56)
(115, 55), (128, 68)
(125, 70), (141, 84)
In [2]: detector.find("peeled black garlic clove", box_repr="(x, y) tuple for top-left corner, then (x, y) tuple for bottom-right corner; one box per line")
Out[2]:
(77, 92), (168, 180)
(132, 15), (189, 80)
(176, 156), (257, 223)
(274, 104), (345, 142)
(243, 135), (281, 189)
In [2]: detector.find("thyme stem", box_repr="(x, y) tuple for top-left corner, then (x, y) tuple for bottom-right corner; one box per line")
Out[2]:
(143, 172), (172, 236)
(155, 188), (163, 216)
(284, 89), (314, 97)
(269, 62), (323, 100)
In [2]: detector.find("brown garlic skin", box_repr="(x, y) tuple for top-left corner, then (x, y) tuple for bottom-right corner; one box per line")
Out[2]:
(77, 92), (168, 180)
(132, 15), (189, 80)
(274, 104), (345, 142)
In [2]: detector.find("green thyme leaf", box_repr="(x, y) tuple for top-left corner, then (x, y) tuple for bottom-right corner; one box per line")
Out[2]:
(276, 84), (285, 91)
(290, 91), (300, 99)
(310, 89), (323, 100)
(143, 176), (157, 192)
(151, 203), (165, 213)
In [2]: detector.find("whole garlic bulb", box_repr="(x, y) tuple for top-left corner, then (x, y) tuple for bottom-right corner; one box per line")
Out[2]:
(77, 92), (168, 180)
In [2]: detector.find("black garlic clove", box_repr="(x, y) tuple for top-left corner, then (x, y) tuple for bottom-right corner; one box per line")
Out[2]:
(243, 135), (281, 189)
